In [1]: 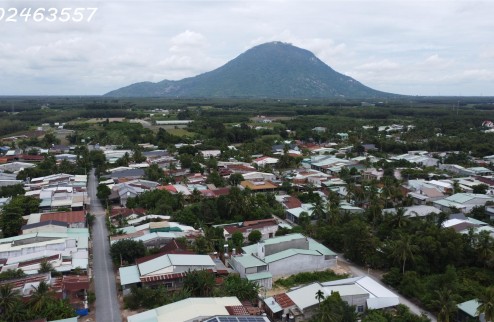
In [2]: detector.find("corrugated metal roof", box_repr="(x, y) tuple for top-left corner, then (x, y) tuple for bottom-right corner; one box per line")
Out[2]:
(169, 254), (215, 267)
(264, 249), (320, 263)
(246, 271), (272, 281)
(231, 254), (266, 268)
(457, 299), (480, 317)
(128, 297), (241, 322)
(308, 240), (336, 256)
(119, 265), (141, 286)
(138, 255), (171, 276)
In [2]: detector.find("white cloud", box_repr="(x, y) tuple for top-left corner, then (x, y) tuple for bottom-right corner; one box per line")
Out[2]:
(1, 0), (494, 95)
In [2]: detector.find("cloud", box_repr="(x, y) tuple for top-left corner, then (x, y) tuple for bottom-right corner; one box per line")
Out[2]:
(355, 59), (400, 71)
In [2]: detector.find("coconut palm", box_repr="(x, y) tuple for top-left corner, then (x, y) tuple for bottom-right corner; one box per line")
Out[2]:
(432, 289), (457, 322)
(0, 284), (20, 315)
(390, 234), (419, 274)
(38, 259), (54, 274)
(315, 289), (325, 307)
(477, 286), (494, 322)
(30, 281), (55, 313)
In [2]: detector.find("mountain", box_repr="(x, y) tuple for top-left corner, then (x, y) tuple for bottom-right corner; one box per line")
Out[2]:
(105, 41), (393, 98)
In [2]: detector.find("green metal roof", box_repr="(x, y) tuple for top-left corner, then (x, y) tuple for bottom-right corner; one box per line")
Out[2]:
(246, 271), (272, 281)
(457, 299), (479, 317)
(232, 254), (266, 268)
(309, 240), (337, 256)
(264, 249), (320, 263)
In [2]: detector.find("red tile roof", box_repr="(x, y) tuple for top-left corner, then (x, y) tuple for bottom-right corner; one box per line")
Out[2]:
(40, 211), (85, 224)
(140, 272), (187, 283)
(283, 196), (302, 209)
(225, 305), (250, 315)
(62, 275), (90, 291)
(274, 293), (295, 308)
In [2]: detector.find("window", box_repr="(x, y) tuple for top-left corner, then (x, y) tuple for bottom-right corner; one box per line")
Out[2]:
(357, 305), (364, 313)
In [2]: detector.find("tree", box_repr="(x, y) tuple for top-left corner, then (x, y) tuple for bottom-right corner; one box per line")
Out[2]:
(315, 289), (325, 307)
(231, 231), (244, 249)
(0, 284), (19, 316)
(206, 171), (226, 187)
(228, 173), (244, 186)
(96, 184), (111, 202)
(29, 281), (55, 314)
(247, 230), (262, 244)
(432, 289), (458, 322)
(0, 203), (24, 237)
(132, 148), (146, 163)
(38, 260), (55, 274)
(221, 275), (260, 302)
(472, 184), (488, 194)
(390, 234), (419, 274)
(477, 286), (494, 322)
(110, 239), (146, 266)
(183, 269), (215, 297)
(144, 163), (165, 182)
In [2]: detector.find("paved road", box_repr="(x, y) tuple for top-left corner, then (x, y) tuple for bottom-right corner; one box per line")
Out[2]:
(88, 169), (122, 322)
(336, 255), (437, 322)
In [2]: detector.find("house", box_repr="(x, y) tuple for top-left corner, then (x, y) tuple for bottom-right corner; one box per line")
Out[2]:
(285, 204), (315, 223)
(312, 127), (327, 133)
(127, 297), (268, 322)
(240, 180), (278, 192)
(222, 218), (279, 242)
(383, 205), (441, 218)
(457, 299), (485, 322)
(433, 193), (494, 213)
(0, 229), (89, 274)
(253, 156), (279, 167)
(229, 233), (337, 290)
(263, 276), (399, 321)
(119, 253), (219, 293)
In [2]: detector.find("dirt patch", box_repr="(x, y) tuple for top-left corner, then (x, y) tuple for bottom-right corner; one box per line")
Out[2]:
(330, 263), (352, 276)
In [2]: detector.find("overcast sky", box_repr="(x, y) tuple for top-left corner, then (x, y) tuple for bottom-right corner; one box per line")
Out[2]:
(1, 0), (493, 96)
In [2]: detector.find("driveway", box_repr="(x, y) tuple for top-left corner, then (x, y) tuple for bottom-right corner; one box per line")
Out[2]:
(88, 169), (122, 322)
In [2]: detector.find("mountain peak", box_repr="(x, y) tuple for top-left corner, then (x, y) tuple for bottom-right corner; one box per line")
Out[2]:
(105, 42), (393, 98)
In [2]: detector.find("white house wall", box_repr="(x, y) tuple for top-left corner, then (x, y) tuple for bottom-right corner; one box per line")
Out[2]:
(268, 254), (335, 278)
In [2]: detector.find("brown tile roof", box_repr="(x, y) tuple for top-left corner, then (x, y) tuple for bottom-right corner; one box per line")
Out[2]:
(18, 254), (60, 268)
(140, 272), (187, 283)
(240, 180), (277, 191)
(62, 275), (90, 291)
(110, 207), (146, 218)
(274, 293), (295, 308)
(283, 196), (302, 209)
(225, 305), (249, 315)
(40, 211), (85, 224)
(224, 219), (277, 234)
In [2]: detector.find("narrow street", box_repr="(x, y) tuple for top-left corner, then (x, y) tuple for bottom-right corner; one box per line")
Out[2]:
(88, 169), (122, 322)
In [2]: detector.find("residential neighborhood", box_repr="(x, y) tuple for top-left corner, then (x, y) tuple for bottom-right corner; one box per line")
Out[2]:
(1, 103), (494, 322)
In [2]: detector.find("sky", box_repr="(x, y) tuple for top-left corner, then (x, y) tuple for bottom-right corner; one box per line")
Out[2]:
(1, 0), (494, 96)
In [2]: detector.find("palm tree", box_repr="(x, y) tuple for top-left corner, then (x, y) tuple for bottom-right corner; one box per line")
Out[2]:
(475, 231), (494, 267)
(0, 284), (20, 315)
(390, 234), (419, 274)
(38, 259), (54, 274)
(393, 207), (410, 229)
(315, 289), (325, 307)
(310, 197), (326, 221)
(477, 286), (494, 322)
(432, 289), (457, 322)
(30, 281), (55, 313)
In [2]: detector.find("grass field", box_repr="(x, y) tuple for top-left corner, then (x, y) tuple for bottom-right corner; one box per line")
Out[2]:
(165, 128), (195, 137)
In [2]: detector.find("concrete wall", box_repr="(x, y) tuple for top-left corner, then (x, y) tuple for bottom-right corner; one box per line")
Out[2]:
(341, 294), (368, 309)
(265, 238), (309, 256)
(269, 254), (335, 278)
